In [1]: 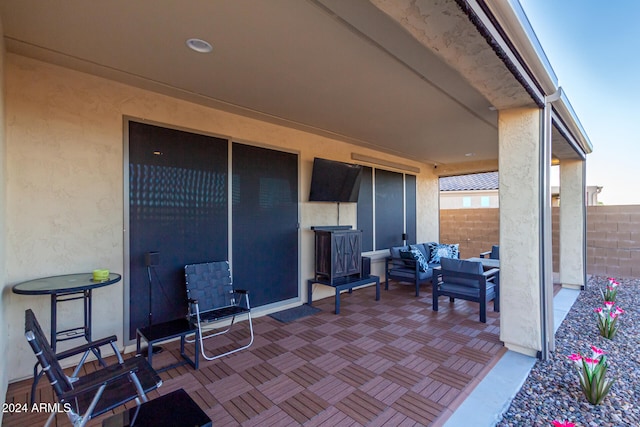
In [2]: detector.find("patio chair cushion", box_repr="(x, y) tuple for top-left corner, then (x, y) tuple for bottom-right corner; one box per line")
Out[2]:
(427, 243), (459, 264)
(388, 266), (433, 281)
(390, 245), (408, 259)
(440, 257), (483, 287)
(438, 282), (496, 298)
(490, 245), (500, 260)
(399, 248), (429, 272)
(408, 244), (428, 261)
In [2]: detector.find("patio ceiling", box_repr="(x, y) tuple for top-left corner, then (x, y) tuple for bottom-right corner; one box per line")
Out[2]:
(1, 0), (585, 166)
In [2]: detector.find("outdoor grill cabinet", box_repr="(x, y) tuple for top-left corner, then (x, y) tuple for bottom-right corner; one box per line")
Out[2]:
(313, 226), (362, 283)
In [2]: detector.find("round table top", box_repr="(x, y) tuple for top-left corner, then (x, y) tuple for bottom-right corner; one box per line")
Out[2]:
(12, 273), (122, 295)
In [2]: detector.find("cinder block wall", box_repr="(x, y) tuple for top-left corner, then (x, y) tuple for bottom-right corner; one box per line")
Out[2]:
(439, 209), (499, 259)
(587, 205), (640, 278)
(441, 205), (640, 279)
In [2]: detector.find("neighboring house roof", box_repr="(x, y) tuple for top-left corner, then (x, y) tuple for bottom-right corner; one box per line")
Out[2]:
(440, 172), (499, 191)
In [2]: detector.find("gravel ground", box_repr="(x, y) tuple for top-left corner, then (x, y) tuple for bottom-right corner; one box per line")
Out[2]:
(497, 276), (640, 427)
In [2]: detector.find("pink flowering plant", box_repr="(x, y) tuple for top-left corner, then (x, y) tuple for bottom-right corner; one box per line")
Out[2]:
(595, 302), (624, 339)
(600, 277), (620, 302)
(568, 345), (615, 405)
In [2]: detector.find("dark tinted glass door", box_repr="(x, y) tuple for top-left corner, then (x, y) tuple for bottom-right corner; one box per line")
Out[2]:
(128, 122), (228, 340)
(232, 143), (298, 306)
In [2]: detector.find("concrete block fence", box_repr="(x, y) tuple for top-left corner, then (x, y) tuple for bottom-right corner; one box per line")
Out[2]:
(440, 205), (640, 279)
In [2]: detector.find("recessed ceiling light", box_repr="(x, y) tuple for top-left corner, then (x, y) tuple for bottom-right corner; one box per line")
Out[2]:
(186, 38), (213, 53)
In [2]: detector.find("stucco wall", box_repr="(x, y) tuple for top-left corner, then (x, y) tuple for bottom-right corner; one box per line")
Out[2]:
(4, 54), (438, 382)
(439, 190), (499, 210)
(0, 15), (8, 424)
(496, 108), (542, 356)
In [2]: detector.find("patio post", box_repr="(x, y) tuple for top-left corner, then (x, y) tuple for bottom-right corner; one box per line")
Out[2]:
(559, 159), (587, 289)
(498, 107), (551, 358)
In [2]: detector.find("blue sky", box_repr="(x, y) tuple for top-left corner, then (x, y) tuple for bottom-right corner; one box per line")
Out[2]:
(519, 0), (640, 205)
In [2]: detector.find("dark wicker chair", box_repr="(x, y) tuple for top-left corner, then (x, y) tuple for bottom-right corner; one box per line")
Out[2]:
(24, 309), (162, 427)
(185, 261), (254, 362)
(432, 258), (500, 323)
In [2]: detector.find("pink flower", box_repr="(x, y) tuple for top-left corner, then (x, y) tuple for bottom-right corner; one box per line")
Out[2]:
(552, 421), (576, 427)
(594, 307), (603, 314)
(568, 353), (583, 368)
(590, 345), (606, 357)
(610, 311), (618, 320)
(604, 301), (614, 310)
(583, 357), (600, 372)
(615, 306), (625, 315)
(568, 353), (582, 362)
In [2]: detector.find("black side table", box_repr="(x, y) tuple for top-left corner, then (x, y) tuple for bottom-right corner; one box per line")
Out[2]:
(13, 272), (122, 351)
(13, 272), (122, 404)
(102, 388), (212, 427)
(136, 318), (200, 372)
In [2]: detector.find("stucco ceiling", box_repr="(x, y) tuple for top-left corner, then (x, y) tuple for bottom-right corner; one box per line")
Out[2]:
(0, 0), (580, 167)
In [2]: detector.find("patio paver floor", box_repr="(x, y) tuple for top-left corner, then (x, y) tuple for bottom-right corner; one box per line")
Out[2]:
(4, 282), (505, 426)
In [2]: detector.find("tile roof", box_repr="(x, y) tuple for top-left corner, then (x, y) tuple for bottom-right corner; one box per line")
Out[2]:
(439, 171), (499, 191)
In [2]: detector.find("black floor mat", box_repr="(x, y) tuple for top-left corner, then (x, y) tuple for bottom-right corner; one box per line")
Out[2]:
(269, 305), (321, 323)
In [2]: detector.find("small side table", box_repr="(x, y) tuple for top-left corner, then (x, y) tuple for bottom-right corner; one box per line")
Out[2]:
(13, 273), (122, 351)
(13, 272), (121, 404)
(136, 318), (199, 372)
(102, 388), (212, 427)
(307, 275), (380, 314)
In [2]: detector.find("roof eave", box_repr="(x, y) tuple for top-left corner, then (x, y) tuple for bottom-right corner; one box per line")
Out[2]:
(473, 0), (592, 155)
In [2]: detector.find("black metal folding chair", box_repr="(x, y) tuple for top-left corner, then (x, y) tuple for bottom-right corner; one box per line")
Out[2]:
(24, 309), (162, 427)
(185, 261), (254, 362)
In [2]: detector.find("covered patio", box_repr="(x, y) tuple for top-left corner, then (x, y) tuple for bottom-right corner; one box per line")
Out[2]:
(0, 0), (592, 423)
(4, 284), (506, 426)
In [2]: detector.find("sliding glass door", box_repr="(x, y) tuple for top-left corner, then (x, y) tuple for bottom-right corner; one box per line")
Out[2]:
(127, 122), (299, 340)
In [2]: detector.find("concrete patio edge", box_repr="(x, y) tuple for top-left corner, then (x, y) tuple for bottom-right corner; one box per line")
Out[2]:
(441, 287), (581, 427)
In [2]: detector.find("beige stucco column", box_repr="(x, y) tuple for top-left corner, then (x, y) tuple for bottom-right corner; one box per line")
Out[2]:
(559, 159), (586, 289)
(498, 107), (550, 357)
(0, 16), (8, 422)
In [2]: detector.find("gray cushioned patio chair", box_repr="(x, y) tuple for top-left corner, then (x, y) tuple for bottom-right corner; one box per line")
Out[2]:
(432, 257), (500, 323)
(480, 245), (500, 260)
(185, 261), (254, 362)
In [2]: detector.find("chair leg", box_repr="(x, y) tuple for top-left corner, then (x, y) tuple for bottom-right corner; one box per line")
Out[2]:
(432, 292), (438, 312)
(197, 313), (254, 361)
(45, 411), (57, 427)
(479, 300), (487, 323)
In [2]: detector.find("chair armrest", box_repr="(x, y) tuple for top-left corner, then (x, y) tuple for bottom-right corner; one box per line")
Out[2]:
(386, 256), (411, 270)
(58, 357), (153, 402)
(55, 335), (118, 361)
(479, 251), (491, 258)
(482, 268), (499, 278)
(233, 289), (249, 294)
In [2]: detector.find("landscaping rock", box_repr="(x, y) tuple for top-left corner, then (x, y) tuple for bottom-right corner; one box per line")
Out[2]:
(497, 276), (639, 426)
